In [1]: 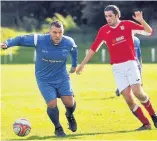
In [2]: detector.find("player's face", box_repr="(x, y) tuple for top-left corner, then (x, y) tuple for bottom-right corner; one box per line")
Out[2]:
(49, 26), (64, 44)
(104, 11), (119, 27)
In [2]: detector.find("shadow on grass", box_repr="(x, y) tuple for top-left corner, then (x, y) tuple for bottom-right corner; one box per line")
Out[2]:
(84, 96), (116, 101)
(9, 128), (154, 140)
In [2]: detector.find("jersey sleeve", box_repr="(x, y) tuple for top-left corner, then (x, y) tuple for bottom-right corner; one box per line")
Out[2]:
(5, 34), (37, 48)
(90, 27), (105, 52)
(69, 38), (78, 67)
(70, 37), (77, 48)
(126, 20), (152, 36)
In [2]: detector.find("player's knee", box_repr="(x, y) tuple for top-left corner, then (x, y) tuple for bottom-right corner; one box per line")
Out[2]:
(64, 101), (74, 107)
(47, 99), (57, 108)
(137, 93), (148, 102)
(133, 88), (147, 101)
(63, 98), (74, 107)
(61, 96), (74, 107)
(47, 103), (57, 108)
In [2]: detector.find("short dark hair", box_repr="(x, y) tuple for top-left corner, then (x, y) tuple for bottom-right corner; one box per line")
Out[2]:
(104, 5), (121, 18)
(50, 20), (63, 28)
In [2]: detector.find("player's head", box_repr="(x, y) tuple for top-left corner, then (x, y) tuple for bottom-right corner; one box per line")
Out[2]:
(49, 20), (64, 45)
(104, 5), (121, 27)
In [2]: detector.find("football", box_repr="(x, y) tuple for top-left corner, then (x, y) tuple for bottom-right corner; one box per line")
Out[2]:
(13, 118), (31, 137)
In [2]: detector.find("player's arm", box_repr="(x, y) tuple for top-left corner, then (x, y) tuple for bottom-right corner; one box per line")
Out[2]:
(0, 34), (37, 49)
(69, 39), (78, 73)
(76, 49), (95, 74)
(132, 11), (152, 34)
(128, 11), (153, 36)
(76, 28), (104, 74)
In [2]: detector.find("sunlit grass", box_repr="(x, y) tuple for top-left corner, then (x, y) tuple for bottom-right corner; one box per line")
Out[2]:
(1, 64), (157, 140)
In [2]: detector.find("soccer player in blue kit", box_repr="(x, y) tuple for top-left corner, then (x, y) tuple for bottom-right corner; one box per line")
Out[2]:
(134, 36), (142, 73)
(1, 20), (77, 137)
(116, 36), (142, 96)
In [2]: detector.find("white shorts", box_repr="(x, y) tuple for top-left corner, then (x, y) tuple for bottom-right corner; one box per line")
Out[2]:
(112, 60), (142, 93)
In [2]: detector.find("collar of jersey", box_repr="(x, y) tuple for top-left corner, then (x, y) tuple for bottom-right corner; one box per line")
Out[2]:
(109, 20), (121, 29)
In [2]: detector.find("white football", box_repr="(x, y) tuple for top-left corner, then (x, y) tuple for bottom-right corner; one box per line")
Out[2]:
(13, 118), (31, 137)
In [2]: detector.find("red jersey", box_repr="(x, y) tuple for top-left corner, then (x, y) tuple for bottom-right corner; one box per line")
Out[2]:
(90, 20), (152, 64)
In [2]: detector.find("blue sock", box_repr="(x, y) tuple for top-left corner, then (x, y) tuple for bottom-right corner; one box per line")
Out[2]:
(47, 106), (61, 128)
(66, 102), (76, 117)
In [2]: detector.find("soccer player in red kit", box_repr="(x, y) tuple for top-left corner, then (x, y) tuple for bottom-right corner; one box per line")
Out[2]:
(76, 5), (157, 130)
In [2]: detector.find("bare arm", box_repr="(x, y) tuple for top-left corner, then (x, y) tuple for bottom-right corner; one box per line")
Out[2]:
(133, 11), (152, 34)
(80, 49), (95, 65)
(76, 49), (95, 74)
(76, 27), (104, 74)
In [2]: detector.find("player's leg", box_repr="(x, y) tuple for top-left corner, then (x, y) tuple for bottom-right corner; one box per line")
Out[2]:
(37, 81), (66, 137)
(58, 78), (77, 132)
(112, 62), (130, 99)
(61, 96), (77, 132)
(128, 61), (157, 129)
(131, 84), (157, 128)
(120, 60), (142, 100)
(121, 86), (151, 130)
(112, 62), (150, 130)
(61, 96), (76, 118)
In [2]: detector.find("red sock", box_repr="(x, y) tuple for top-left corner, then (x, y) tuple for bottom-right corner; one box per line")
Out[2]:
(133, 105), (150, 125)
(141, 99), (155, 116)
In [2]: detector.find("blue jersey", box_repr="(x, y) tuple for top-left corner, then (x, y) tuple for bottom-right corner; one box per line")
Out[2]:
(134, 36), (142, 73)
(134, 36), (141, 65)
(6, 34), (78, 83)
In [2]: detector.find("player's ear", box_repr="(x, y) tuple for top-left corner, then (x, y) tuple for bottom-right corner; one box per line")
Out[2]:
(116, 14), (119, 19)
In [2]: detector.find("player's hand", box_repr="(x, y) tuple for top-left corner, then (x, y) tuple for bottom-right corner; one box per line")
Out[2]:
(0, 43), (7, 49)
(132, 11), (144, 23)
(69, 67), (76, 73)
(76, 64), (84, 75)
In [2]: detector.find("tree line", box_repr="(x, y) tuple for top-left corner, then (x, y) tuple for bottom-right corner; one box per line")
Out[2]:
(1, 1), (157, 31)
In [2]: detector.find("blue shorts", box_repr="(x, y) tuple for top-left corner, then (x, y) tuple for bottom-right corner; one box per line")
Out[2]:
(37, 78), (74, 103)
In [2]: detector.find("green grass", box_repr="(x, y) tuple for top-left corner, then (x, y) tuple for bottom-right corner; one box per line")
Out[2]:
(1, 64), (157, 140)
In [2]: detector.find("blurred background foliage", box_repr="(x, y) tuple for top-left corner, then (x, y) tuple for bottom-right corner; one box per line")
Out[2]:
(1, 1), (157, 64)
(1, 1), (157, 31)
(41, 13), (79, 33)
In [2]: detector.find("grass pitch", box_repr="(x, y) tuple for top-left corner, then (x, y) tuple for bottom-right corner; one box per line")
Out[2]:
(1, 64), (157, 140)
